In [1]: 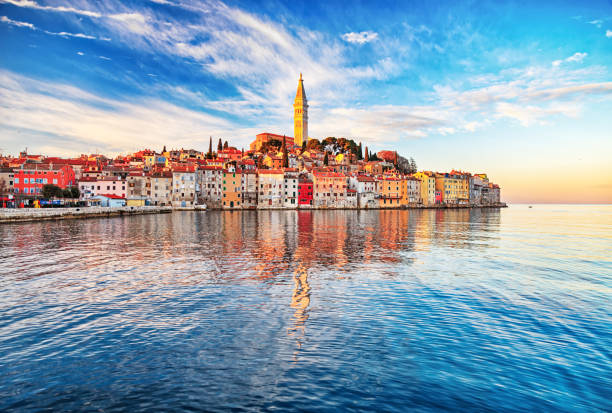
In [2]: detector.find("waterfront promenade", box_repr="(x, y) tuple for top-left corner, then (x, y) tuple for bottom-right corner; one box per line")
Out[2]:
(0, 206), (172, 223)
(0, 203), (506, 223)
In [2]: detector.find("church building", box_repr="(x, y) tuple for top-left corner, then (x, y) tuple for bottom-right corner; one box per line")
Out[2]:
(250, 74), (309, 151)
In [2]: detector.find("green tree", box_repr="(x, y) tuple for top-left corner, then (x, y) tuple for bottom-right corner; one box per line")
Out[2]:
(302, 139), (307, 151)
(358, 142), (363, 160)
(410, 157), (417, 174)
(42, 184), (61, 199)
(306, 138), (321, 151)
(282, 136), (289, 168)
(364, 146), (369, 162)
(223, 140), (229, 150)
(70, 187), (80, 198)
(323, 152), (329, 166)
(217, 138), (223, 152)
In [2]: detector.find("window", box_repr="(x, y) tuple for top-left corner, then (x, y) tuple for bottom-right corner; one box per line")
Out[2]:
(24, 178), (28, 184)
(14, 178), (19, 184)
(24, 188), (29, 193)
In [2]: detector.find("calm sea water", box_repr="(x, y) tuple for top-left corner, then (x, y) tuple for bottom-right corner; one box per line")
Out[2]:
(0, 205), (610, 412)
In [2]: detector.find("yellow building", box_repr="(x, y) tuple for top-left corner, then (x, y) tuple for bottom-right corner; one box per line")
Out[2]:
(414, 171), (436, 205)
(126, 198), (146, 207)
(435, 172), (469, 204)
(293, 73), (308, 148)
(222, 169), (242, 209)
(378, 177), (402, 208)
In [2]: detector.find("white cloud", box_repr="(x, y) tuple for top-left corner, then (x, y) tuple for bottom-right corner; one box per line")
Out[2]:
(588, 19), (603, 28)
(0, 0), (101, 18)
(0, 70), (238, 155)
(341, 31), (378, 44)
(552, 52), (587, 67)
(496, 101), (580, 126)
(1, 13), (104, 40)
(77, 51), (84, 55)
(0, 15), (35, 29)
(607, 30), (612, 38)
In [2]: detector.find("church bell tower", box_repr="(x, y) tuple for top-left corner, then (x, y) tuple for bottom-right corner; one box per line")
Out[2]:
(293, 73), (308, 147)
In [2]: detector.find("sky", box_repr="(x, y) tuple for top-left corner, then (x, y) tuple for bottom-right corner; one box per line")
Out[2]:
(0, 0), (611, 203)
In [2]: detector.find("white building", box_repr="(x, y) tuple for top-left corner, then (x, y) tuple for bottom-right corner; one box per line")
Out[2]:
(349, 175), (378, 209)
(197, 166), (223, 208)
(258, 170), (284, 208)
(172, 167), (196, 207)
(79, 176), (127, 201)
(283, 170), (299, 208)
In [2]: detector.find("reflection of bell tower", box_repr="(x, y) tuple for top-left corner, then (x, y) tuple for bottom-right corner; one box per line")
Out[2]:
(293, 73), (308, 147)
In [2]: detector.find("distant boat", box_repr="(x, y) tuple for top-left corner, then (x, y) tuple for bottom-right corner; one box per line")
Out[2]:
(528, 206), (533, 208)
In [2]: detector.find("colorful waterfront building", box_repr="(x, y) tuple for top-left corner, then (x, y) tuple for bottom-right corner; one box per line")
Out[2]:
(222, 167), (242, 209)
(298, 176), (313, 207)
(241, 170), (258, 209)
(401, 176), (421, 205)
(378, 176), (402, 208)
(14, 164), (76, 196)
(197, 165), (223, 208)
(172, 165), (196, 208)
(78, 176), (127, 201)
(349, 175), (378, 209)
(148, 171), (173, 206)
(258, 169), (284, 208)
(283, 169), (299, 208)
(413, 171), (436, 205)
(313, 172), (351, 208)
(434, 172), (469, 205)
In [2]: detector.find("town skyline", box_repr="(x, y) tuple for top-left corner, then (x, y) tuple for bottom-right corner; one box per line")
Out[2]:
(1, 0), (611, 203)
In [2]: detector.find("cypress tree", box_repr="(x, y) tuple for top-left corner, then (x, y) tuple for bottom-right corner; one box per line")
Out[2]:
(364, 146), (369, 162)
(282, 136), (289, 168)
(223, 140), (228, 150)
(208, 137), (212, 155)
(358, 142), (363, 160)
(323, 152), (329, 166)
(302, 139), (307, 151)
(217, 138), (223, 152)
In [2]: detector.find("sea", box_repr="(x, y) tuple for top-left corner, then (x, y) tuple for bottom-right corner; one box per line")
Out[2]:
(0, 205), (610, 412)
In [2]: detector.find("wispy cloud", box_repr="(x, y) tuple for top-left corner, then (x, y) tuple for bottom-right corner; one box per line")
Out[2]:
(1, 14), (107, 40)
(0, 70), (238, 155)
(607, 30), (612, 38)
(0, 0), (101, 18)
(0, 15), (35, 29)
(588, 19), (603, 28)
(552, 52), (587, 67)
(341, 31), (378, 45)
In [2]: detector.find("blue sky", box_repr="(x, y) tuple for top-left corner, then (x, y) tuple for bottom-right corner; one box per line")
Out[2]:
(0, 0), (611, 202)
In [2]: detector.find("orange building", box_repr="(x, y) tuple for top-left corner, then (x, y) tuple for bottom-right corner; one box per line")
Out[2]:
(250, 133), (294, 151)
(378, 176), (402, 208)
(222, 168), (242, 209)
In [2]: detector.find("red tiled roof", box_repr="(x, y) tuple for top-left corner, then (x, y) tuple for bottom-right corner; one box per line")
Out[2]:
(95, 194), (125, 199)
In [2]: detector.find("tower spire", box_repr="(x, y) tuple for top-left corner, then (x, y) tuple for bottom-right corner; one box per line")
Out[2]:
(293, 73), (309, 148)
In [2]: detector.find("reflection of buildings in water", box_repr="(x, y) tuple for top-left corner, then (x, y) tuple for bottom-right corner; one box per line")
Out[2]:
(431, 208), (501, 250)
(287, 263), (311, 360)
(375, 210), (416, 264)
(311, 211), (350, 271)
(249, 211), (294, 280)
